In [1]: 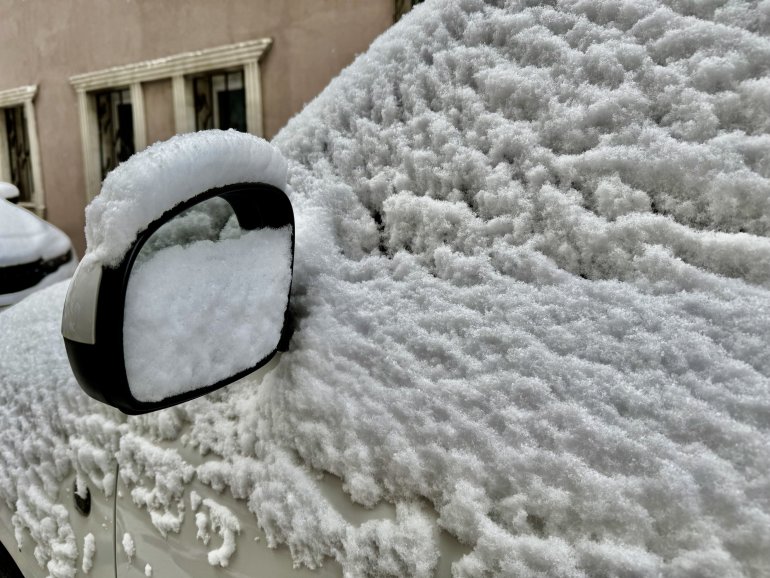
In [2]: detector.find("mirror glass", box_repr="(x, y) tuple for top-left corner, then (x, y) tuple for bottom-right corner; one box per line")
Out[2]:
(123, 196), (292, 403)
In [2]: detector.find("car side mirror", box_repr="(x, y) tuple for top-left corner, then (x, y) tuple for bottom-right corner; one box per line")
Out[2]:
(62, 181), (294, 414)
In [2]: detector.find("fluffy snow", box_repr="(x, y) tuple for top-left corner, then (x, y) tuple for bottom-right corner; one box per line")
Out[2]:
(124, 221), (292, 402)
(83, 129), (287, 268)
(189, 489), (202, 512)
(0, 1), (769, 577)
(117, 433), (194, 538)
(11, 481), (77, 577)
(268, 0), (770, 573)
(122, 532), (135, 563)
(195, 511), (209, 544)
(81, 533), (95, 574)
(200, 498), (241, 567)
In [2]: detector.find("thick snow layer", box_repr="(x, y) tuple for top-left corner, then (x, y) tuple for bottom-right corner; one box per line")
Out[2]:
(267, 0), (770, 574)
(1, 1), (770, 577)
(124, 224), (292, 402)
(83, 129), (287, 268)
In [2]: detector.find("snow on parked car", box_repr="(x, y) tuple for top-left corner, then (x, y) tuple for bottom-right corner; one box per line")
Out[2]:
(1, 0), (770, 577)
(0, 192), (77, 308)
(0, 182), (21, 201)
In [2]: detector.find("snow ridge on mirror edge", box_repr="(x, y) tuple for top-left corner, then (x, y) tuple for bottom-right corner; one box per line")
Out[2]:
(83, 129), (288, 269)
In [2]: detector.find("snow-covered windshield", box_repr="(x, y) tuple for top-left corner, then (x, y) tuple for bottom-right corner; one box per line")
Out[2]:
(1, 1), (769, 576)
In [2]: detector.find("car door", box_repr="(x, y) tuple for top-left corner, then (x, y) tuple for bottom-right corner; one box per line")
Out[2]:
(0, 471), (115, 577)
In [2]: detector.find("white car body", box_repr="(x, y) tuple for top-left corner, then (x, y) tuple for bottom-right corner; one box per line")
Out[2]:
(0, 355), (467, 578)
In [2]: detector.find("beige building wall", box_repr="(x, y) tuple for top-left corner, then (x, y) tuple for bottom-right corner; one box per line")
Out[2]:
(143, 80), (176, 145)
(0, 0), (394, 255)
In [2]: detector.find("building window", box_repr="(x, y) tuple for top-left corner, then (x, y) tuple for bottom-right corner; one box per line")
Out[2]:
(96, 89), (135, 179)
(0, 85), (45, 215)
(71, 39), (271, 201)
(4, 106), (33, 203)
(193, 70), (246, 132)
(395, 0), (425, 21)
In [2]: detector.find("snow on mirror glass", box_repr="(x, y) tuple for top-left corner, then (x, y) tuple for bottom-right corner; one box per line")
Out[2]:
(123, 196), (292, 403)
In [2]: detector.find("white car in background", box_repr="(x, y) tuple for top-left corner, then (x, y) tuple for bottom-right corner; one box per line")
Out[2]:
(0, 1), (769, 578)
(0, 183), (77, 309)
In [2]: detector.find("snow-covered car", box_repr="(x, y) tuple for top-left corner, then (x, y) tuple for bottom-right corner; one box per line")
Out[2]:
(1, 1), (770, 577)
(0, 189), (77, 309)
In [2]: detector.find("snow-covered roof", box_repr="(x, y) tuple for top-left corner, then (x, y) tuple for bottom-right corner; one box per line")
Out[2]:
(1, 1), (770, 576)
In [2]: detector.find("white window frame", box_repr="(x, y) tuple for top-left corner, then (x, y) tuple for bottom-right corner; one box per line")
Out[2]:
(70, 39), (272, 201)
(0, 85), (45, 216)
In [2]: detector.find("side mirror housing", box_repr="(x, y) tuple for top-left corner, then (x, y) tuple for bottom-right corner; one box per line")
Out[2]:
(62, 132), (293, 414)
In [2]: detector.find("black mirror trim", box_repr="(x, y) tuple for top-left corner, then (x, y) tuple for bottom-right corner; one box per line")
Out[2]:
(64, 182), (295, 415)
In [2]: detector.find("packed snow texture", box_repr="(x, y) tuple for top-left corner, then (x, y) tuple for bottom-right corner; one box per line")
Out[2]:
(83, 129), (287, 268)
(0, 1), (769, 577)
(124, 217), (292, 402)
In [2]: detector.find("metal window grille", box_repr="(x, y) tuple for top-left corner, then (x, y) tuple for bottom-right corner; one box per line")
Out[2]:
(4, 106), (33, 204)
(96, 88), (134, 180)
(193, 70), (246, 133)
(395, 0), (424, 21)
